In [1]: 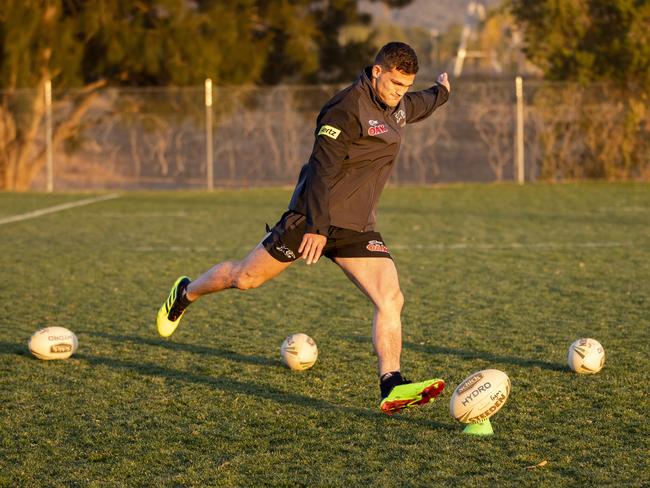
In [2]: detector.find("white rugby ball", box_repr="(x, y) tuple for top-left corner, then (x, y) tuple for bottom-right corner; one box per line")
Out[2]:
(28, 327), (78, 360)
(280, 333), (318, 371)
(450, 369), (511, 423)
(568, 338), (605, 374)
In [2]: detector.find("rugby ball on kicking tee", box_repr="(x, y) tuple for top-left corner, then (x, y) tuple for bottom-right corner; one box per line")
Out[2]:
(568, 338), (605, 374)
(280, 333), (318, 371)
(450, 369), (511, 423)
(28, 327), (78, 360)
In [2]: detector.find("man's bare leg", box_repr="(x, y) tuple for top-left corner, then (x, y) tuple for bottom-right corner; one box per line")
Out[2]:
(157, 242), (292, 337)
(334, 256), (444, 414)
(334, 257), (404, 376)
(186, 242), (293, 300)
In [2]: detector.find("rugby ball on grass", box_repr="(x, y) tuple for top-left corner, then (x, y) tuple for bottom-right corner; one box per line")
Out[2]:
(568, 338), (605, 374)
(28, 327), (78, 360)
(450, 369), (511, 423)
(280, 333), (318, 371)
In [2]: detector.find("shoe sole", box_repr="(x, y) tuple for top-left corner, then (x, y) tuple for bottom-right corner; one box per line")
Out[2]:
(380, 380), (445, 415)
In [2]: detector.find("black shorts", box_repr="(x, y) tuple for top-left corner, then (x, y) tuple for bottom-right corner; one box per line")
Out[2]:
(262, 211), (393, 263)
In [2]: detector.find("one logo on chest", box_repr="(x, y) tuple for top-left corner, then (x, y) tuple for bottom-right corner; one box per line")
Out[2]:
(394, 109), (406, 125)
(367, 119), (388, 136)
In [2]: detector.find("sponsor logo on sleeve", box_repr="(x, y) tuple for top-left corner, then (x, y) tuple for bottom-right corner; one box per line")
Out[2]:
(367, 119), (388, 136)
(318, 125), (341, 140)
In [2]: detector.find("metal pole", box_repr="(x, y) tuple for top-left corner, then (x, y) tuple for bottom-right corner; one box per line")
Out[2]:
(205, 78), (214, 191)
(515, 76), (525, 184)
(45, 79), (53, 192)
(430, 28), (439, 73)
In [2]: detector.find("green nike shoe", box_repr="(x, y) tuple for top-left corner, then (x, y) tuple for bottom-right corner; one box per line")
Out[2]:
(380, 377), (445, 415)
(156, 276), (191, 337)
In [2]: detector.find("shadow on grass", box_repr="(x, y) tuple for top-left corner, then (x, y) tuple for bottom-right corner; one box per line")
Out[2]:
(338, 335), (565, 372)
(402, 342), (566, 372)
(0, 338), (453, 430)
(92, 331), (277, 367)
(73, 351), (453, 431)
(0, 340), (28, 356)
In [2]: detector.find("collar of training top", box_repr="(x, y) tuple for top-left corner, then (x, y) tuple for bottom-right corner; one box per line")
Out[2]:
(361, 66), (390, 111)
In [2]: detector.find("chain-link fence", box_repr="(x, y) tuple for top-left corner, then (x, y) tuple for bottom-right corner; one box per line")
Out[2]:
(1, 79), (648, 191)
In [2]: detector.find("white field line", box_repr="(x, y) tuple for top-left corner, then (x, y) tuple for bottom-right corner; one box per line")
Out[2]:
(390, 241), (634, 251)
(597, 206), (648, 212)
(136, 246), (223, 253)
(0, 193), (120, 226)
(100, 211), (197, 218)
(134, 240), (635, 253)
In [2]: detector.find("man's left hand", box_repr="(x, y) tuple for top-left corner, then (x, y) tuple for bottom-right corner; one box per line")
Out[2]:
(437, 72), (450, 93)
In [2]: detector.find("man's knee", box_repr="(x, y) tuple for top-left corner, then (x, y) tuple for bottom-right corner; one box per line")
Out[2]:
(232, 266), (265, 291)
(377, 288), (404, 312)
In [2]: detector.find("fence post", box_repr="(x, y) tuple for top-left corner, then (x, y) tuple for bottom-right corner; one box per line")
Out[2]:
(45, 79), (54, 192)
(205, 78), (214, 191)
(515, 76), (525, 184)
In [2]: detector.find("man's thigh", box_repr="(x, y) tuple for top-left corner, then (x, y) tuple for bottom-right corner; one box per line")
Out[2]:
(237, 241), (295, 286)
(334, 256), (401, 304)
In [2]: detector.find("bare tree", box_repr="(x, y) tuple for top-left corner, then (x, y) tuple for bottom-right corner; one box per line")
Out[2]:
(470, 101), (513, 181)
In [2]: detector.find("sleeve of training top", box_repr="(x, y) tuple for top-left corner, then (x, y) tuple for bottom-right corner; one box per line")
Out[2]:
(303, 105), (359, 235)
(403, 83), (450, 124)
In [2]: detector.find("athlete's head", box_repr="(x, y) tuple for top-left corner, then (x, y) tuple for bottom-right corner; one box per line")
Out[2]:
(375, 42), (419, 75)
(371, 42), (418, 107)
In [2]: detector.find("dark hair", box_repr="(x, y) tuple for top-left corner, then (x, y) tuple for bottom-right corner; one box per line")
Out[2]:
(374, 42), (419, 75)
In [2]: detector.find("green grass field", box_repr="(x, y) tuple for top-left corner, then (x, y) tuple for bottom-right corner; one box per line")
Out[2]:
(1, 183), (649, 487)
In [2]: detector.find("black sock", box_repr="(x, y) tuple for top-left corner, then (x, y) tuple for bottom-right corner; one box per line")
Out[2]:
(177, 281), (193, 308)
(380, 371), (404, 399)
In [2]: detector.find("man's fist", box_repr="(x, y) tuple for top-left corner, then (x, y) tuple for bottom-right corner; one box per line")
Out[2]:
(437, 72), (450, 93)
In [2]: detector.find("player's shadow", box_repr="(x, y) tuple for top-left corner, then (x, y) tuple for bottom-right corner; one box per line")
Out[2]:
(0, 339), (451, 428)
(402, 341), (566, 371)
(82, 334), (454, 429)
(75, 352), (453, 431)
(339, 335), (565, 371)
(92, 331), (277, 367)
(0, 337), (454, 431)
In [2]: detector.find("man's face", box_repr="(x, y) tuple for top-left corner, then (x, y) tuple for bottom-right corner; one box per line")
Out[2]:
(371, 65), (416, 107)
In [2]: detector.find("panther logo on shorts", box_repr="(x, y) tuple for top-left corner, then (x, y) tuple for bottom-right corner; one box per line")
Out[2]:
(276, 244), (296, 259)
(366, 240), (389, 253)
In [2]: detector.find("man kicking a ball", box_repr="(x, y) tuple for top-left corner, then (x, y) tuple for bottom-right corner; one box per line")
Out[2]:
(157, 42), (450, 415)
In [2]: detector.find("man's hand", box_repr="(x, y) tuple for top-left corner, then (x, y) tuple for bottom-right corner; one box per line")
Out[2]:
(298, 233), (327, 265)
(437, 72), (450, 94)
